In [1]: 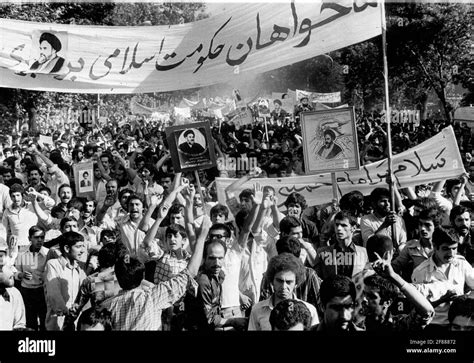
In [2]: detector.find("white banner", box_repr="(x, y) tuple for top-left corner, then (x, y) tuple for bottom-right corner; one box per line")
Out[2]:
(0, 1), (381, 93)
(296, 89), (341, 103)
(216, 126), (465, 208)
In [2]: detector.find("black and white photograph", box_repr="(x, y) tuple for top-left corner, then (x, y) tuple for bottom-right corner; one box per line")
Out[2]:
(0, 1), (472, 362)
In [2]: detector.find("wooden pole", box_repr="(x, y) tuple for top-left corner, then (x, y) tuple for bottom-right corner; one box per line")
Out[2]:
(381, 0), (397, 245)
(331, 172), (339, 205)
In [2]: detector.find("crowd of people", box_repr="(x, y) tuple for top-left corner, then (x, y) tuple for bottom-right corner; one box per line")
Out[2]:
(0, 95), (473, 332)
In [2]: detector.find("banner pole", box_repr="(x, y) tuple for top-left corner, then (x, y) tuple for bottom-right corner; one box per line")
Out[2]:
(264, 116), (269, 142)
(331, 172), (339, 205)
(381, 0), (397, 245)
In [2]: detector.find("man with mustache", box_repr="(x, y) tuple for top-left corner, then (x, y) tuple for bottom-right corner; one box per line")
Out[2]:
(360, 187), (407, 250)
(412, 228), (474, 331)
(448, 205), (474, 264)
(248, 253), (318, 330)
(392, 207), (442, 280)
(317, 129), (343, 160)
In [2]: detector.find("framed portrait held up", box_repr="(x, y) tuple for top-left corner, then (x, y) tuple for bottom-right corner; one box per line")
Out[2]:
(73, 162), (94, 198)
(165, 121), (216, 173)
(301, 107), (360, 175)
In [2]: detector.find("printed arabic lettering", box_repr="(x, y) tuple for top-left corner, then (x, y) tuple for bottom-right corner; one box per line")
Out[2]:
(9, 44), (26, 67)
(256, 16), (291, 50)
(116, 42), (156, 75)
(156, 51), (185, 71)
(89, 49), (120, 80)
(131, 43), (155, 69)
(291, 1), (298, 37)
(413, 149), (447, 174)
(292, 2), (352, 48)
(120, 46), (131, 74)
(156, 43), (203, 71)
(353, 0), (378, 13)
(295, 18), (312, 48)
(194, 17), (232, 73)
(54, 58), (85, 81)
(226, 37), (253, 66)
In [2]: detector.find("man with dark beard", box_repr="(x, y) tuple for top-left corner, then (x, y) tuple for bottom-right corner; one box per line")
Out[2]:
(317, 129), (343, 160)
(360, 188), (407, 250)
(448, 205), (474, 264)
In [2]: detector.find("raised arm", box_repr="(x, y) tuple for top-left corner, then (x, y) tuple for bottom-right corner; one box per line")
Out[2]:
(141, 195), (165, 246)
(183, 184), (197, 249)
(374, 251), (434, 319)
(32, 145), (55, 169)
(238, 183), (263, 248)
(155, 151), (171, 171)
(138, 194), (162, 232)
(453, 175), (468, 206)
(403, 186), (418, 200)
(187, 215), (210, 276)
(32, 194), (52, 224)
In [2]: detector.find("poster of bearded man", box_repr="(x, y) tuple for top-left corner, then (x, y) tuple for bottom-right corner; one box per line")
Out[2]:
(301, 107), (360, 175)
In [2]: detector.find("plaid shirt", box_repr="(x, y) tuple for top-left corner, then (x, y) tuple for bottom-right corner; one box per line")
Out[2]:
(75, 267), (121, 310)
(102, 268), (193, 330)
(154, 249), (191, 284)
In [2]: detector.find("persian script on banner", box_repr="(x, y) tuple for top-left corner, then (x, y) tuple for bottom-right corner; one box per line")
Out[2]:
(216, 126), (465, 208)
(0, 1), (382, 93)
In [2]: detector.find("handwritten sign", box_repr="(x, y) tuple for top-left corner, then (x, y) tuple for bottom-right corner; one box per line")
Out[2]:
(216, 126), (465, 208)
(0, 2), (381, 93)
(39, 135), (53, 146)
(230, 107), (254, 127)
